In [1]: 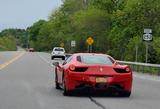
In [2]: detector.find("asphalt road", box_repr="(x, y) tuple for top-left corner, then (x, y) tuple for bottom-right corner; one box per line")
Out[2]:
(0, 51), (19, 64)
(0, 51), (160, 109)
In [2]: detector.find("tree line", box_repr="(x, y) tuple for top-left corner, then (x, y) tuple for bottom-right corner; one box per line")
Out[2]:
(0, 29), (26, 51)
(1, 0), (160, 63)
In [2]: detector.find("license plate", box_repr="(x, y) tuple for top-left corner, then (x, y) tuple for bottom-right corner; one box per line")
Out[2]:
(96, 77), (107, 83)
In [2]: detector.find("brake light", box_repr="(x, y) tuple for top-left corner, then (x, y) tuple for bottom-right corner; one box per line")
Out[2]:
(74, 67), (88, 72)
(69, 64), (75, 71)
(69, 65), (88, 72)
(125, 67), (130, 72)
(114, 67), (131, 73)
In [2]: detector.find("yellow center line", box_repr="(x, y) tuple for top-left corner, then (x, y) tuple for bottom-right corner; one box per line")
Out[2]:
(0, 52), (25, 70)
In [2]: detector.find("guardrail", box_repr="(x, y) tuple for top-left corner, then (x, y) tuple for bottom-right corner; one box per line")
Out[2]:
(117, 61), (160, 76)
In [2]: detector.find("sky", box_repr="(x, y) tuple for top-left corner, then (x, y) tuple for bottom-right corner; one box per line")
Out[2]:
(0, 0), (62, 31)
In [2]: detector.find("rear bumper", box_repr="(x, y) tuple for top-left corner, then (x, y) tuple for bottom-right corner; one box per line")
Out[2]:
(65, 73), (132, 92)
(51, 55), (65, 58)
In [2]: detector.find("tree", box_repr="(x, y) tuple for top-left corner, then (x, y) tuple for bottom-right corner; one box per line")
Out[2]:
(26, 0), (160, 63)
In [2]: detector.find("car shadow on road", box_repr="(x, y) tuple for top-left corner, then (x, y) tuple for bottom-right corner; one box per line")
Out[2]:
(49, 85), (132, 98)
(64, 89), (131, 98)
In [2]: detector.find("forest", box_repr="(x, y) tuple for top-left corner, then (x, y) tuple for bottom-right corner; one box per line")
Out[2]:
(1, 0), (160, 63)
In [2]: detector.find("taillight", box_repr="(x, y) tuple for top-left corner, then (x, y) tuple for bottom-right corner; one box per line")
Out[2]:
(125, 67), (130, 72)
(69, 64), (75, 71)
(114, 67), (131, 73)
(69, 65), (88, 72)
(74, 67), (88, 72)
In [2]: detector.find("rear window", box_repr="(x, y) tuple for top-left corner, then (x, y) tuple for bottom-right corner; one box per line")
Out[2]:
(79, 55), (114, 65)
(54, 48), (64, 51)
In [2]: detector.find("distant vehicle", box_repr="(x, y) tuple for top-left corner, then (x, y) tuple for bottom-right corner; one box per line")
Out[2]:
(51, 47), (65, 60)
(28, 48), (34, 52)
(53, 53), (132, 97)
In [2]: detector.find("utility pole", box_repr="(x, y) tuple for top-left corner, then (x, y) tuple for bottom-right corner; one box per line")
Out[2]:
(26, 32), (29, 49)
(135, 45), (138, 62)
(84, 0), (87, 4)
(83, 0), (88, 9)
(145, 42), (149, 63)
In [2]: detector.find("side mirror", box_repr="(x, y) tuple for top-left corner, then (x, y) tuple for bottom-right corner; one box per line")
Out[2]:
(52, 62), (59, 67)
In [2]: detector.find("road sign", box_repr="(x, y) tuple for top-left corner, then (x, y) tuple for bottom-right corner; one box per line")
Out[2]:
(143, 33), (153, 41)
(86, 37), (94, 45)
(142, 29), (153, 63)
(71, 40), (76, 47)
(144, 29), (152, 34)
(60, 43), (64, 47)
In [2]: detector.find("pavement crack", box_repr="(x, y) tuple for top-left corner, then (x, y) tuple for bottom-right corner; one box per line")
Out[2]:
(89, 97), (107, 109)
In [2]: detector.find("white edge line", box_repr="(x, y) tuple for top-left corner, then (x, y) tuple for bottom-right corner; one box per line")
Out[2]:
(37, 53), (50, 64)
(37, 53), (54, 67)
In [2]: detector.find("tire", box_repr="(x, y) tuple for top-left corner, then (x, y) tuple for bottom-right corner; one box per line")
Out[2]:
(56, 82), (61, 89)
(121, 91), (131, 97)
(55, 70), (61, 89)
(62, 57), (65, 60)
(62, 78), (71, 96)
(51, 56), (54, 60)
(63, 88), (71, 96)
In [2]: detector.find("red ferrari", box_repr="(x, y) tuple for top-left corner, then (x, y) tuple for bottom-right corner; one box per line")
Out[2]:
(53, 53), (132, 97)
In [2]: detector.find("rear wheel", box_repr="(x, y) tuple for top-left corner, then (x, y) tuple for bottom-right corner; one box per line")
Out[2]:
(63, 88), (71, 96)
(56, 82), (61, 89)
(121, 91), (131, 97)
(51, 56), (54, 60)
(62, 78), (71, 96)
(55, 69), (61, 89)
(62, 57), (65, 60)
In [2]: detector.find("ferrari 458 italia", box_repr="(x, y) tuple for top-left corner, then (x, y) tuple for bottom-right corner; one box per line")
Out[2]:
(53, 53), (132, 97)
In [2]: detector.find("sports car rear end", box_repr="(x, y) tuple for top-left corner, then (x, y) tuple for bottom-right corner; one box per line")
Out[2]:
(64, 54), (132, 96)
